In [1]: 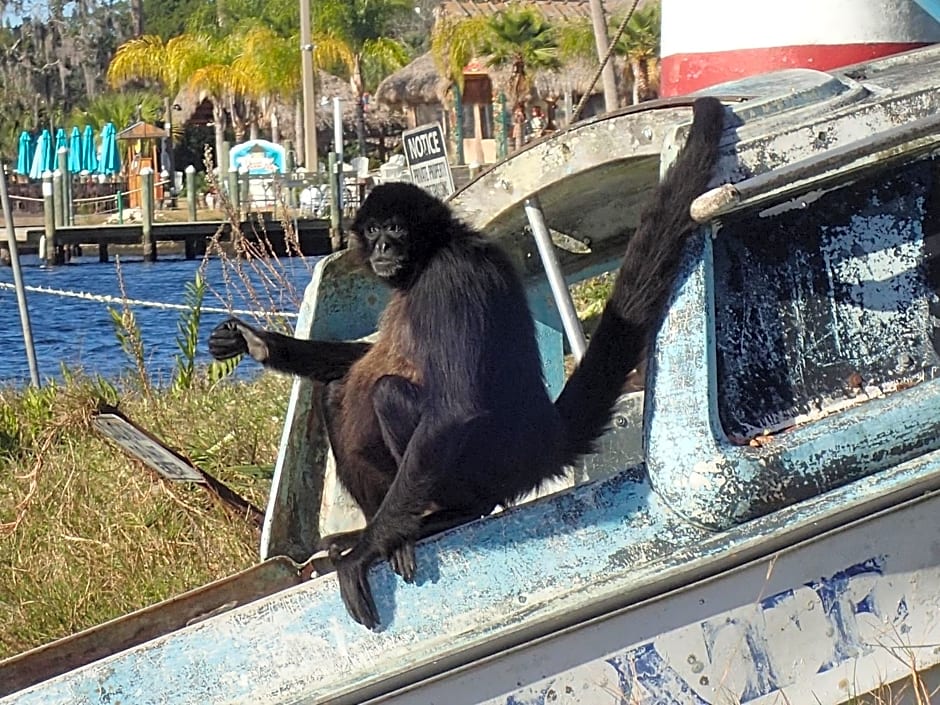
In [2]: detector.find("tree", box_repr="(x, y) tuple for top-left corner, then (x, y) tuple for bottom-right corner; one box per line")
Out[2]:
(311, 0), (413, 156)
(557, 0), (661, 106)
(432, 5), (560, 150)
(230, 27), (297, 143)
(141, 0), (207, 41)
(430, 13), (490, 88)
(0, 1), (133, 158)
(107, 33), (226, 167)
(617, 1), (661, 104)
(480, 5), (560, 150)
(72, 90), (163, 131)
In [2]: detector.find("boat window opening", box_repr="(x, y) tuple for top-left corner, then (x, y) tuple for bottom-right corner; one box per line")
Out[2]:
(712, 156), (940, 443)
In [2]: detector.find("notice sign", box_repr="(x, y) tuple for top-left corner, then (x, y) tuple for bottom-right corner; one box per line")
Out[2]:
(402, 123), (456, 200)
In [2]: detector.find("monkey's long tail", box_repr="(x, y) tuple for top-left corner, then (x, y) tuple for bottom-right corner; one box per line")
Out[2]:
(554, 96), (726, 465)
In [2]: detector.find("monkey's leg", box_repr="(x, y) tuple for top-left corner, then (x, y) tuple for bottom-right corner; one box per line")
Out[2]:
(328, 374), (424, 578)
(316, 380), (392, 557)
(334, 413), (484, 629)
(371, 374), (422, 465)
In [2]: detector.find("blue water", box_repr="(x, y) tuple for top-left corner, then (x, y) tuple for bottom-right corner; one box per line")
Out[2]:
(0, 253), (320, 386)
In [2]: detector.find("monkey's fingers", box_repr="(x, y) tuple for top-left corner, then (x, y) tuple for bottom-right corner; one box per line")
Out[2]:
(207, 319), (248, 360)
(338, 562), (379, 630)
(389, 543), (416, 583)
(317, 529), (362, 556)
(233, 321), (270, 363)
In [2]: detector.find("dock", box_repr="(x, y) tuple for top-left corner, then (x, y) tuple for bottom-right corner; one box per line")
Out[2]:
(2, 215), (334, 263)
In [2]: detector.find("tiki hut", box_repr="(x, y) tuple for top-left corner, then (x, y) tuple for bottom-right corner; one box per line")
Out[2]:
(173, 71), (406, 165)
(374, 52), (618, 165)
(374, 0), (633, 165)
(374, 52), (451, 130)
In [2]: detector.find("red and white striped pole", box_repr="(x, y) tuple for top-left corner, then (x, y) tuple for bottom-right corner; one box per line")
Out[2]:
(660, 0), (940, 96)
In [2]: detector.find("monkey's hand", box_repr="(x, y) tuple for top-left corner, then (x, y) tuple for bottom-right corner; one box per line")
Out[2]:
(333, 545), (381, 630)
(321, 531), (416, 583)
(208, 318), (269, 363)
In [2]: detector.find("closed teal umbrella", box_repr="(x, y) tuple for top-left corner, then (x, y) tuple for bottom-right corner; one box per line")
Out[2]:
(14, 131), (33, 176)
(81, 125), (98, 173)
(54, 127), (68, 170)
(97, 123), (121, 176)
(28, 129), (53, 180)
(68, 126), (82, 173)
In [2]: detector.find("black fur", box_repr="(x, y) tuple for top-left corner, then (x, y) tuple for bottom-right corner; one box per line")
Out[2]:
(207, 96), (726, 629)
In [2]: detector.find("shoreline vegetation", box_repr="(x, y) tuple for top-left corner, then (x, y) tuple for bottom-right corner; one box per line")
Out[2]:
(0, 206), (613, 657)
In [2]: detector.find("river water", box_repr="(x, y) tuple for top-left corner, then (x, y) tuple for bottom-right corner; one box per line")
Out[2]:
(0, 252), (321, 386)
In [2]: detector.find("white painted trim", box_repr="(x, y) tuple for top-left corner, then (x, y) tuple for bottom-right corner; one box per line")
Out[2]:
(662, 0), (940, 55)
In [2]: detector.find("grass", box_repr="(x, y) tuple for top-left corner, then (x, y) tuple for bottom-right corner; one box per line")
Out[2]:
(0, 267), (614, 662)
(0, 174), (315, 660)
(0, 371), (291, 659)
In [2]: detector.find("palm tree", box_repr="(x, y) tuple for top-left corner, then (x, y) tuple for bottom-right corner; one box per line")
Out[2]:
(430, 14), (491, 87)
(312, 0), (413, 156)
(231, 24), (352, 149)
(556, 1), (661, 106)
(617, 1), (661, 104)
(107, 33), (218, 165)
(72, 91), (163, 132)
(481, 5), (560, 151)
(433, 5), (559, 152)
(230, 28), (297, 143)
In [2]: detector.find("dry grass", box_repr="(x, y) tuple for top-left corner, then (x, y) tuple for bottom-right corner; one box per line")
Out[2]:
(0, 160), (319, 660)
(0, 372), (291, 659)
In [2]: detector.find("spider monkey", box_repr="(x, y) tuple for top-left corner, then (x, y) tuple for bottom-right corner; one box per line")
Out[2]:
(208, 96), (726, 629)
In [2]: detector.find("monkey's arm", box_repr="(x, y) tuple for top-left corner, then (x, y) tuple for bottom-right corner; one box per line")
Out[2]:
(208, 317), (371, 382)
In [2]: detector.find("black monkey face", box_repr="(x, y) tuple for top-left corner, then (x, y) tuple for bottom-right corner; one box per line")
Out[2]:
(352, 182), (454, 287)
(360, 218), (411, 281)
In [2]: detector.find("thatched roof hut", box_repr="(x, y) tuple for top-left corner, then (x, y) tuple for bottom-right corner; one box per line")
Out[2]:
(532, 56), (626, 101)
(173, 70), (405, 137)
(438, 0), (607, 21)
(374, 51), (615, 113)
(375, 52), (451, 109)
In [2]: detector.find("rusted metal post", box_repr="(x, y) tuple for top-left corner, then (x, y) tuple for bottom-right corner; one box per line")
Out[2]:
(0, 165), (40, 385)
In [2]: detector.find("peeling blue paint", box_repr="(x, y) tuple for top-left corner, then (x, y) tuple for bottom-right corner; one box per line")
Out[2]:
(492, 555), (918, 705)
(807, 556), (884, 672)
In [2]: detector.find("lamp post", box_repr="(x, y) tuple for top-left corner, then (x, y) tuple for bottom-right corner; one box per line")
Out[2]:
(300, 0), (319, 172)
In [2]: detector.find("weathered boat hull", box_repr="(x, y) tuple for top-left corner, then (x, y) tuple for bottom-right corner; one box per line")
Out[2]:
(5, 46), (940, 705)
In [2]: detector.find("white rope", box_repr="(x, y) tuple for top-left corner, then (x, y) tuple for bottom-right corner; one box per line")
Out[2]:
(0, 281), (298, 317)
(9, 180), (172, 205)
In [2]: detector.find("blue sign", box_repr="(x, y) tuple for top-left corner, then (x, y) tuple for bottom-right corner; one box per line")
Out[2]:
(229, 139), (286, 175)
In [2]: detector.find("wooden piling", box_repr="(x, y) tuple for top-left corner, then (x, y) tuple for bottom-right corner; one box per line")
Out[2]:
(140, 168), (156, 262)
(186, 165), (197, 222)
(42, 171), (57, 266)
